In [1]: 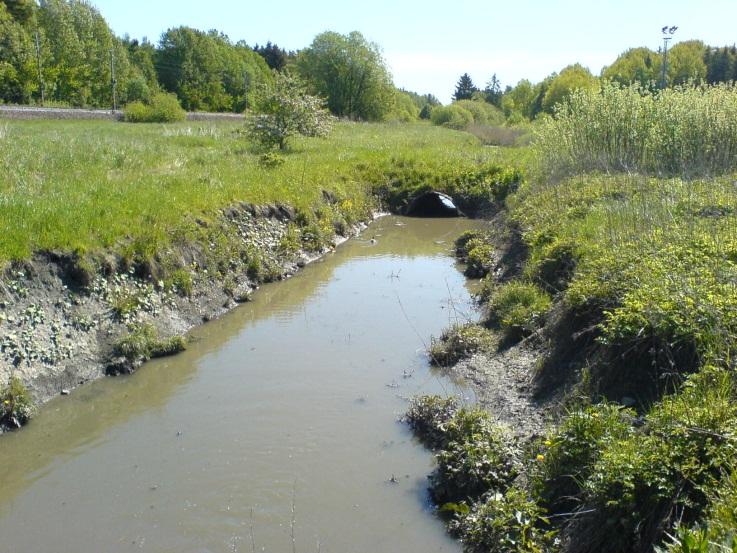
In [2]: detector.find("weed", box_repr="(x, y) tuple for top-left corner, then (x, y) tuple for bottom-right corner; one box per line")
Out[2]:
(114, 323), (186, 361)
(0, 376), (34, 428)
(429, 323), (495, 366)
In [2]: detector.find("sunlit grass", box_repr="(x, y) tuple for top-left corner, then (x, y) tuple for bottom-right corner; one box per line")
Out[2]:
(0, 120), (505, 262)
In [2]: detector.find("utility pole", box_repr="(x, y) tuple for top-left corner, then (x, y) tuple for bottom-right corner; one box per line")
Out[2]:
(110, 49), (117, 112)
(660, 25), (678, 89)
(243, 71), (250, 110)
(34, 31), (45, 106)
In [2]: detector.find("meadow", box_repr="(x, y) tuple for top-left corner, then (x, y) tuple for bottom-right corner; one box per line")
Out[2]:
(0, 120), (511, 264)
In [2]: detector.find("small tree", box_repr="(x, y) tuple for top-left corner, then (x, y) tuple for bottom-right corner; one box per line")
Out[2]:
(453, 73), (478, 101)
(246, 72), (333, 150)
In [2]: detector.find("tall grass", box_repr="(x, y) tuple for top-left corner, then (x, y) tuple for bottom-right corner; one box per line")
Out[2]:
(535, 82), (737, 179)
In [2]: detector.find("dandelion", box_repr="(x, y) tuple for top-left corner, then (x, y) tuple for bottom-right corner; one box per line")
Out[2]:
(536, 454), (545, 462)
(544, 440), (552, 447)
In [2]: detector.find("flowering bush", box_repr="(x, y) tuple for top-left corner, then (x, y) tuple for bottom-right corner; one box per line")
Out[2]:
(246, 72), (333, 150)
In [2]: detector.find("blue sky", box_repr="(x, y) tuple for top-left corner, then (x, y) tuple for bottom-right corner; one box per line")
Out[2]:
(94, 0), (737, 103)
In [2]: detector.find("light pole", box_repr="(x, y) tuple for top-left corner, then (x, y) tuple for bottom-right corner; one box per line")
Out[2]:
(660, 25), (678, 88)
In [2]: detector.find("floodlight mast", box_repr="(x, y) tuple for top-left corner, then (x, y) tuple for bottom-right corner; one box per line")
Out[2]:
(660, 25), (678, 88)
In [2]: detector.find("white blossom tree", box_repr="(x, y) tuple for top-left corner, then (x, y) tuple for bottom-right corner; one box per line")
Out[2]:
(246, 72), (334, 150)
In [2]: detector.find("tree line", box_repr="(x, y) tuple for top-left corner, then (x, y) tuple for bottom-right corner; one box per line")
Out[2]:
(449, 39), (737, 125)
(0, 0), (439, 122)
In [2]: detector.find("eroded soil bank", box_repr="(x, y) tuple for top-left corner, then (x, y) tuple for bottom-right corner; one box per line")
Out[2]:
(0, 216), (484, 553)
(0, 203), (370, 415)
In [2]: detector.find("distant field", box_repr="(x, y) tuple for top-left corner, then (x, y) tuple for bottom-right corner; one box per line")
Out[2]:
(0, 120), (511, 262)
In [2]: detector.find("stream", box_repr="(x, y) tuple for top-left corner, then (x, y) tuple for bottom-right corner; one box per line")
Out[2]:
(0, 216), (486, 553)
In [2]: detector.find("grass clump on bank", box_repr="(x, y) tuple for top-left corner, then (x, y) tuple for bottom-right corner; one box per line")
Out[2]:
(429, 324), (495, 366)
(0, 376), (34, 429)
(114, 323), (186, 361)
(487, 281), (551, 341)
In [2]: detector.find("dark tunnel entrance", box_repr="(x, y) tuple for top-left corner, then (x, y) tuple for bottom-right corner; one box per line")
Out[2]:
(405, 191), (463, 217)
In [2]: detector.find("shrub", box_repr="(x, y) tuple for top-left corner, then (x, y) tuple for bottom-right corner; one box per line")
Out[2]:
(532, 403), (635, 512)
(148, 93), (187, 122)
(122, 100), (150, 123)
(123, 93), (186, 123)
(430, 104), (474, 129)
(454, 488), (555, 553)
(431, 409), (519, 505)
(0, 376), (34, 428)
(454, 99), (505, 126)
(488, 281), (552, 339)
(579, 368), (737, 553)
(429, 323), (495, 366)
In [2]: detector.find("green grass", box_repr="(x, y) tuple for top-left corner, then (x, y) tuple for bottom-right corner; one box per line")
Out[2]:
(0, 120), (505, 263)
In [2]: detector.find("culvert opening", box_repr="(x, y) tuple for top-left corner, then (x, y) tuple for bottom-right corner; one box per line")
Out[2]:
(405, 191), (463, 217)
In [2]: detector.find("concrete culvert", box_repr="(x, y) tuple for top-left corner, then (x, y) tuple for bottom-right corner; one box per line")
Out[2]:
(406, 191), (463, 217)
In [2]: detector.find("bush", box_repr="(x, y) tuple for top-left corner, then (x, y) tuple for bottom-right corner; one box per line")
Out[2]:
(454, 99), (505, 126)
(532, 403), (635, 512)
(148, 93), (187, 122)
(488, 281), (552, 339)
(123, 93), (186, 123)
(0, 376), (34, 428)
(579, 368), (737, 553)
(455, 488), (555, 553)
(430, 104), (474, 129)
(122, 100), (150, 123)
(431, 409), (519, 505)
(429, 323), (495, 366)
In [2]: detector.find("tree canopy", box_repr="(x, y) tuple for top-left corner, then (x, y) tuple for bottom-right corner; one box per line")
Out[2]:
(296, 31), (394, 121)
(453, 73), (478, 101)
(156, 27), (272, 112)
(542, 64), (598, 113)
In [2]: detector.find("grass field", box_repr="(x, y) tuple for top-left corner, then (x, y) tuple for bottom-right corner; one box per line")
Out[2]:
(0, 119), (516, 263)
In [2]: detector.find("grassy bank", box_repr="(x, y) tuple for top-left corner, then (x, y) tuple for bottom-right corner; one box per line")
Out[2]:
(410, 84), (737, 553)
(0, 119), (519, 264)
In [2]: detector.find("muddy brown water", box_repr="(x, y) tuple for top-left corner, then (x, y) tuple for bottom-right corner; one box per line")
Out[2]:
(0, 216), (486, 553)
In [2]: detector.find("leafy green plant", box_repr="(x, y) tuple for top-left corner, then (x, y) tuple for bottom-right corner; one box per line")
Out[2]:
(431, 409), (519, 505)
(578, 368), (737, 553)
(454, 488), (556, 553)
(532, 403), (634, 512)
